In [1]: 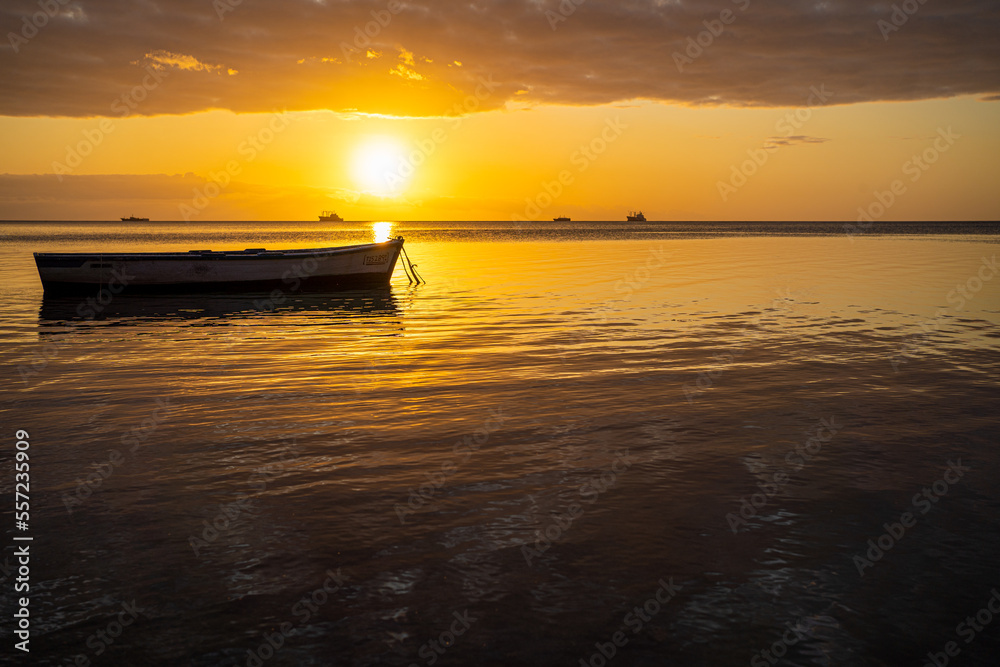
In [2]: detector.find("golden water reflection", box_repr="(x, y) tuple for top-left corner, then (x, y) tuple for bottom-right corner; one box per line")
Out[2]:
(372, 221), (393, 243)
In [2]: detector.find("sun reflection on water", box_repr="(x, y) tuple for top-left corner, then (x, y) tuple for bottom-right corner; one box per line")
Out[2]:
(372, 221), (393, 243)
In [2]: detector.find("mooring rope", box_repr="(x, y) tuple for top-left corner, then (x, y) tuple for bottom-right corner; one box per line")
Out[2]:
(396, 237), (414, 283)
(399, 248), (414, 284)
(400, 244), (424, 284)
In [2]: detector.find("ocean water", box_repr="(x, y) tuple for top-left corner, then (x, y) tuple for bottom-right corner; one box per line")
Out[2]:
(1, 221), (999, 666)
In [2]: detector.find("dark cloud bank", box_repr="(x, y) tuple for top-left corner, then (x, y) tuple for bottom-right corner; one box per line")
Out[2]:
(2, 0), (998, 117)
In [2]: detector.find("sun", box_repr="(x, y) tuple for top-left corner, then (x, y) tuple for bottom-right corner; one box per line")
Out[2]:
(352, 137), (410, 196)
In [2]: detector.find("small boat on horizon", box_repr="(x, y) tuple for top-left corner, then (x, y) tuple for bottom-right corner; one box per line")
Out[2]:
(121, 215), (149, 222)
(319, 210), (344, 222)
(553, 216), (572, 222)
(626, 211), (647, 222)
(34, 238), (406, 295)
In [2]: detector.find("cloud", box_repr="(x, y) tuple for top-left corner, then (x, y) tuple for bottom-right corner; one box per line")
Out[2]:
(0, 172), (361, 220)
(0, 172), (538, 221)
(765, 135), (830, 147)
(1, 0), (998, 117)
(0, 173), (198, 203)
(142, 50), (237, 75)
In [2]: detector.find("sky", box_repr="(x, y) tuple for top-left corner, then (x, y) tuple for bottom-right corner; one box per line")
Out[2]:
(0, 0), (998, 221)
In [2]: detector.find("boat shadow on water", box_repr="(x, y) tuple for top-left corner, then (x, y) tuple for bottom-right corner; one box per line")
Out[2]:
(37, 288), (403, 325)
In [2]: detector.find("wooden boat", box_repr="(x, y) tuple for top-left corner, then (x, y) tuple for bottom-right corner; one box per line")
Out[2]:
(34, 237), (405, 294)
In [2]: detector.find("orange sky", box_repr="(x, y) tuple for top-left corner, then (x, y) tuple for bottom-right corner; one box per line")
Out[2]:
(1, 0), (998, 221)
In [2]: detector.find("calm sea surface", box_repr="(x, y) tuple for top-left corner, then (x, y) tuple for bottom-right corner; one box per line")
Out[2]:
(1, 221), (999, 666)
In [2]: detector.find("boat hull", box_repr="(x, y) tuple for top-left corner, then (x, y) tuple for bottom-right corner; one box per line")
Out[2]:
(34, 239), (404, 295)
